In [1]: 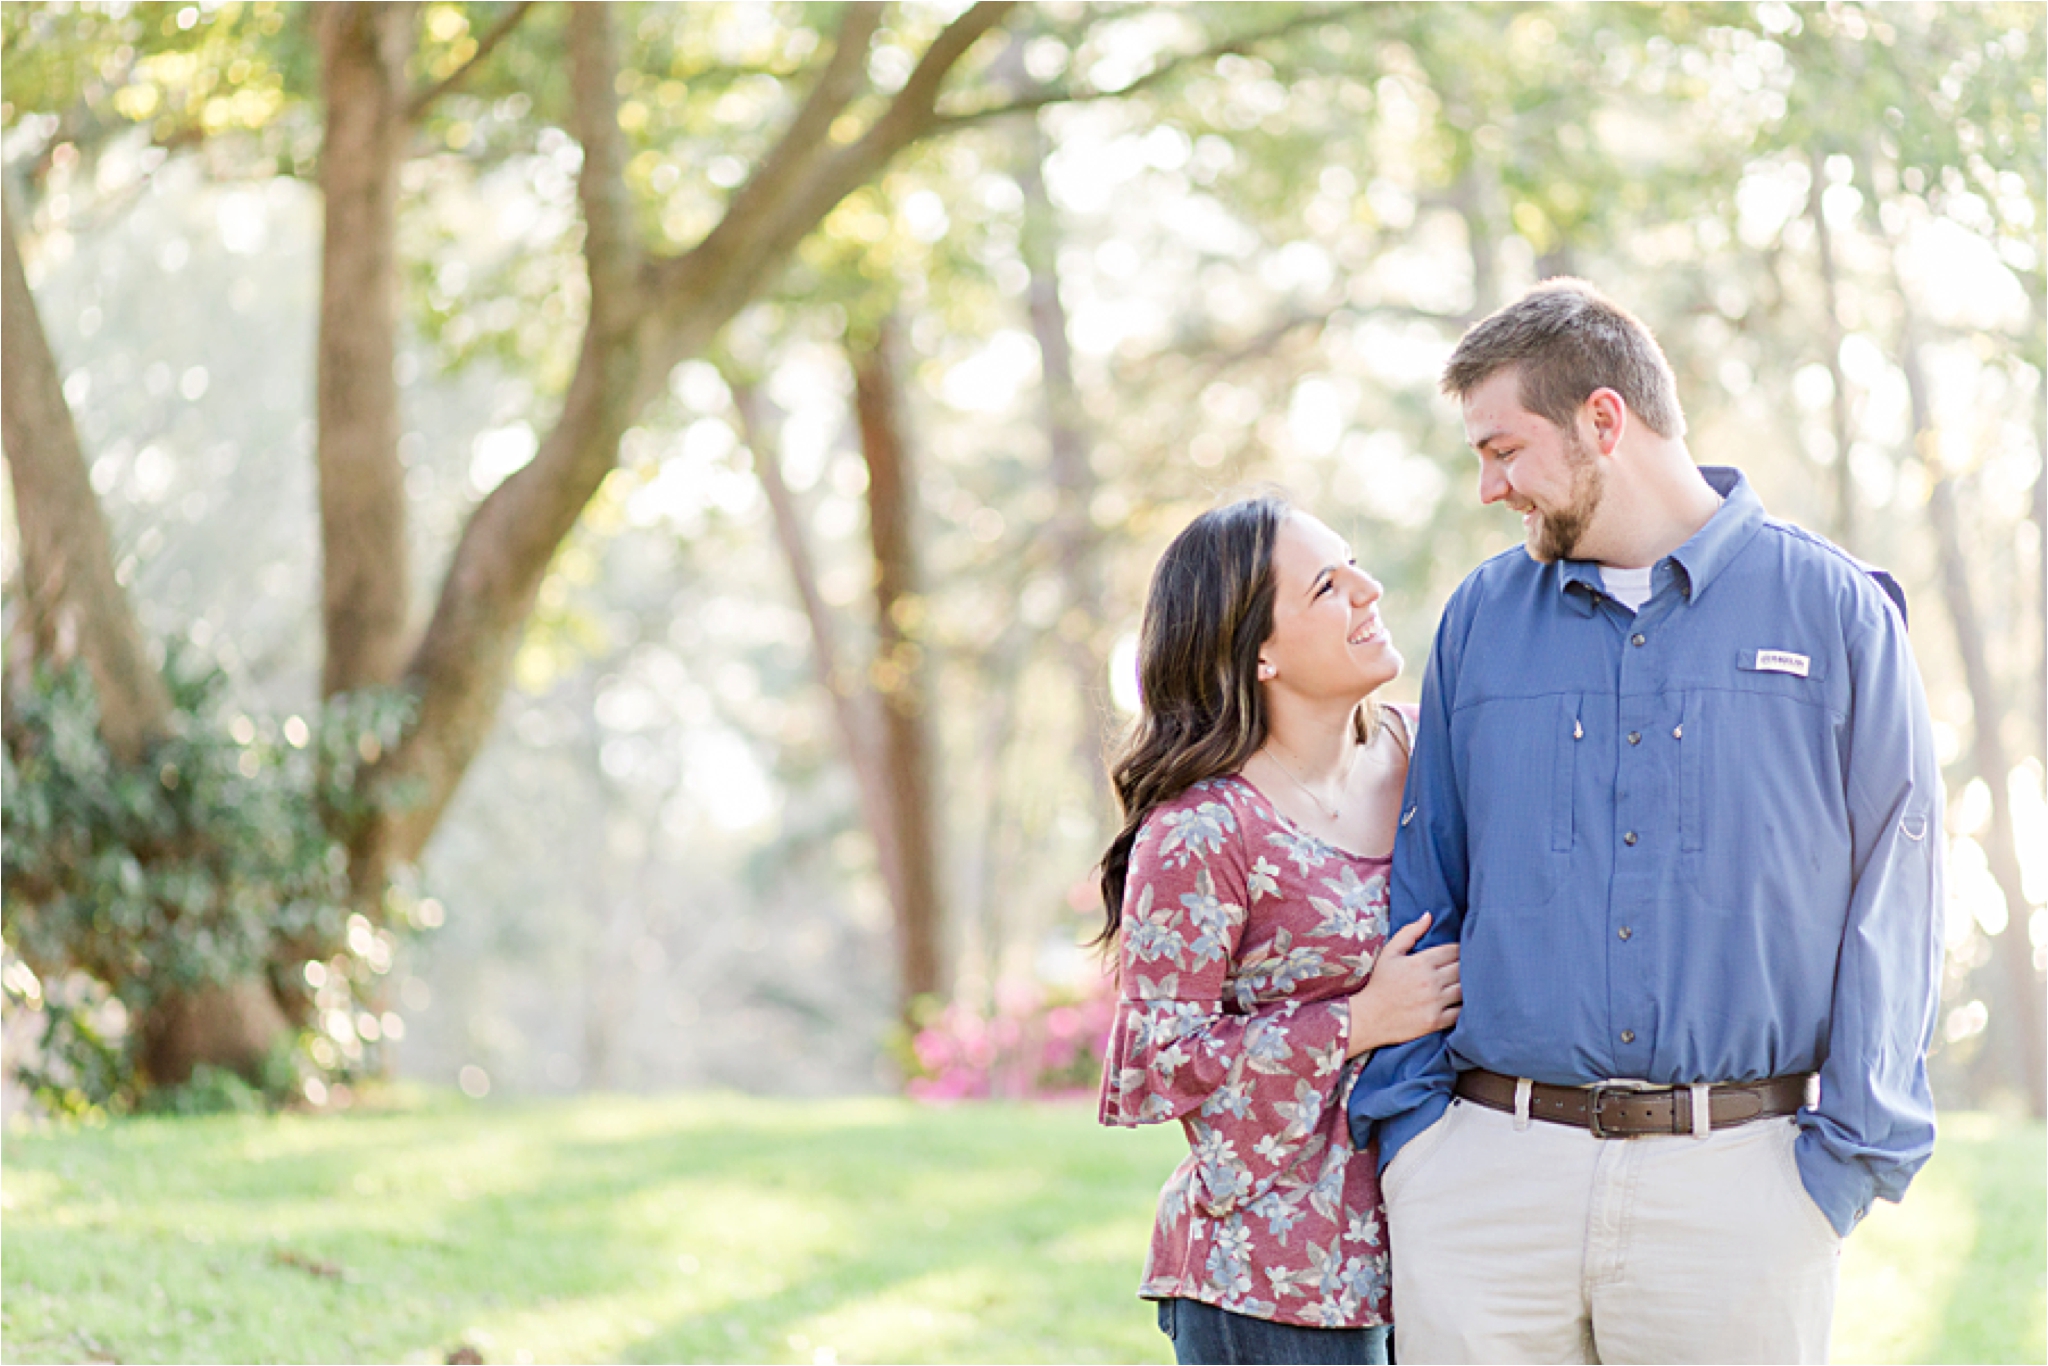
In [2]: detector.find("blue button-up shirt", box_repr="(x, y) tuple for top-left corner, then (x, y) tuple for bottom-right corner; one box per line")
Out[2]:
(1350, 467), (1944, 1236)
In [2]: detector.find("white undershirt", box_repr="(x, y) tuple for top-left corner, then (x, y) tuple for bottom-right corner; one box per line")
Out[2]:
(1601, 564), (1655, 612)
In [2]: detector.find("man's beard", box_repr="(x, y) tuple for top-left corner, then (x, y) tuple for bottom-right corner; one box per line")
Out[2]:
(1527, 430), (1605, 563)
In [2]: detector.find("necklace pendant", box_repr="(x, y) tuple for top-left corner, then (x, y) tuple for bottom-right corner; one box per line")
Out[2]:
(1266, 742), (1348, 825)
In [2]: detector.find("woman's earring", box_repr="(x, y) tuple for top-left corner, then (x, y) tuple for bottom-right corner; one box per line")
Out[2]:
(1257, 662), (1276, 681)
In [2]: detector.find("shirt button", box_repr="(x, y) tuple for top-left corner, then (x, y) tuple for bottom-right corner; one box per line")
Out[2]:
(1618, 926), (1633, 940)
(1627, 731), (1641, 745)
(1631, 633), (1647, 647)
(1621, 1030), (1636, 1043)
(1624, 831), (1639, 846)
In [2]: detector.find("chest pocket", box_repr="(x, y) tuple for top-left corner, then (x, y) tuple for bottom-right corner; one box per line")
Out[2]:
(1456, 692), (1578, 914)
(1679, 649), (1837, 854)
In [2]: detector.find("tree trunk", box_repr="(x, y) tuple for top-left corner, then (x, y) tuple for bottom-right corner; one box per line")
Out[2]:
(2033, 450), (2046, 768)
(1449, 163), (1502, 317)
(1805, 145), (1858, 549)
(573, 671), (637, 1091)
(732, 379), (907, 918)
(138, 979), (291, 1089)
(313, 5), (422, 1085)
(0, 196), (171, 763)
(851, 318), (945, 1013)
(1007, 59), (1110, 815)
(962, 627), (1029, 996)
(1895, 298), (2048, 1118)
(2031, 288), (2046, 770)
(315, 2), (414, 699)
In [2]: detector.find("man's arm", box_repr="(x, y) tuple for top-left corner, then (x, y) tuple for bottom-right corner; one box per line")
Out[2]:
(1795, 586), (1945, 1235)
(1349, 584), (1473, 1166)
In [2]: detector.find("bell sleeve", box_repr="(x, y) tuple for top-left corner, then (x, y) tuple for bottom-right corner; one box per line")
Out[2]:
(1097, 790), (1353, 1217)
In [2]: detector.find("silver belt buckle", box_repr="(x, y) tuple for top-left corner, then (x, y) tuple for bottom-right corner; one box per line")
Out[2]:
(1586, 1081), (1633, 1140)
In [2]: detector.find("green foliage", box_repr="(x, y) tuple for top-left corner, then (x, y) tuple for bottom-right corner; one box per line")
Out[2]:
(1, 1095), (2039, 1365)
(0, 1), (317, 178)
(140, 1061), (269, 1117)
(2, 972), (126, 1121)
(0, 653), (420, 1113)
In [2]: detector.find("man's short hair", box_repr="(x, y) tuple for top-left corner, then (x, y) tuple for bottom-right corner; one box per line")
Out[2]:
(1442, 279), (1686, 439)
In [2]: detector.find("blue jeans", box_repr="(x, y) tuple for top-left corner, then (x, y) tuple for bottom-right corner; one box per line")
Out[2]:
(1156, 1298), (1392, 1365)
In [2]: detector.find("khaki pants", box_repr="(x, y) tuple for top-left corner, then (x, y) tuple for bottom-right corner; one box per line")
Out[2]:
(1384, 1097), (1841, 1364)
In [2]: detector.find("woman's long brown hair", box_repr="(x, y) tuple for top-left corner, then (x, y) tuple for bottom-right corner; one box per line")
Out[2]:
(1097, 496), (1376, 951)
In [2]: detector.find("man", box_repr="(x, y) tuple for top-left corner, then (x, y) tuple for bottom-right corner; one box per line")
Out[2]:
(1350, 280), (1943, 1364)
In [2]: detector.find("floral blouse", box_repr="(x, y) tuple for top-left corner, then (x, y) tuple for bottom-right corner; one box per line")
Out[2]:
(1098, 758), (1404, 1329)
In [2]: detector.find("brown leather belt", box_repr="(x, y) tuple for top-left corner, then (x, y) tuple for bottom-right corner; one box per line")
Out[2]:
(1454, 1068), (1811, 1139)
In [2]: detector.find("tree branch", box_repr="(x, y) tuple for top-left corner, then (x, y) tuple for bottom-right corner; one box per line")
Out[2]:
(926, 6), (1352, 132)
(715, 3), (886, 240)
(407, 0), (538, 121)
(566, 1), (640, 317)
(362, 2), (1016, 872)
(745, 2), (1019, 264)
(646, 2), (1016, 351)
(874, 0), (1021, 135)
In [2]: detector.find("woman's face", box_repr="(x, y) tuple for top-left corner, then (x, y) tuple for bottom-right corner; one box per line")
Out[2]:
(1258, 511), (1401, 703)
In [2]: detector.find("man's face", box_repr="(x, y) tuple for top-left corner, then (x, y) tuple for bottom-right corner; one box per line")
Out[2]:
(1462, 368), (1605, 563)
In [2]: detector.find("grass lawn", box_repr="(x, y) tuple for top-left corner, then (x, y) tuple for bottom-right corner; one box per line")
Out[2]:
(3, 1093), (2041, 1365)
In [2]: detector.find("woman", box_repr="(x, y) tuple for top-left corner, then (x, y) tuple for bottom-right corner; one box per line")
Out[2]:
(1097, 495), (1461, 1365)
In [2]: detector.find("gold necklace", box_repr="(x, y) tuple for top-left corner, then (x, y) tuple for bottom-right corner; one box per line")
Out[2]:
(1264, 741), (1351, 822)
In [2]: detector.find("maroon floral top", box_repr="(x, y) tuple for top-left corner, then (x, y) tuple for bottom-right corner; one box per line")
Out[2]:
(1098, 765), (1399, 1329)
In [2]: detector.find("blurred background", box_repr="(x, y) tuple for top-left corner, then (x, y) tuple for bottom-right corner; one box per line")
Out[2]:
(2, 0), (2042, 1123)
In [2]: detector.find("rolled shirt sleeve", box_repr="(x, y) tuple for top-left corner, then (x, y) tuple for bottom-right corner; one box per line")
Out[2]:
(1350, 578), (1473, 1166)
(1796, 583), (1943, 1234)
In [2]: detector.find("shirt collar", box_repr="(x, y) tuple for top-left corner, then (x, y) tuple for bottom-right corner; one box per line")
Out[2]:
(1558, 559), (1604, 615)
(1667, 467), (1761, 601)
(1557, 466), (1761, 612)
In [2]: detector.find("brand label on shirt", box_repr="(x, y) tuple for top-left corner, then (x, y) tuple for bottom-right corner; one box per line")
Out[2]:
(1754, 649), (1810, 677)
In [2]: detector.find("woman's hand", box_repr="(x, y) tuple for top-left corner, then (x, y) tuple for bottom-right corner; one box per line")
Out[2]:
(1345, 912), (1461, 1059)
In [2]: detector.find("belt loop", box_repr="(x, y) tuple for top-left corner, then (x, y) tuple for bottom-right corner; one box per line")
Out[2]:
(1513, 1077), (1533, 1131)
(1690, 1083), (1711, 1139)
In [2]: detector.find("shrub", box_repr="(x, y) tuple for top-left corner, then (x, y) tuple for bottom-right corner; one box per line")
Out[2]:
(904, 973), (1118, 1103)
(1, 653), (423, 1116)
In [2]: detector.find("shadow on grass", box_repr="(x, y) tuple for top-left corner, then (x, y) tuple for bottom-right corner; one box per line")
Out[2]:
(15, 1101), (2045, 1365)
(3, 1095), (1179, 1365)
(559, 1110), (1168, 1364)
